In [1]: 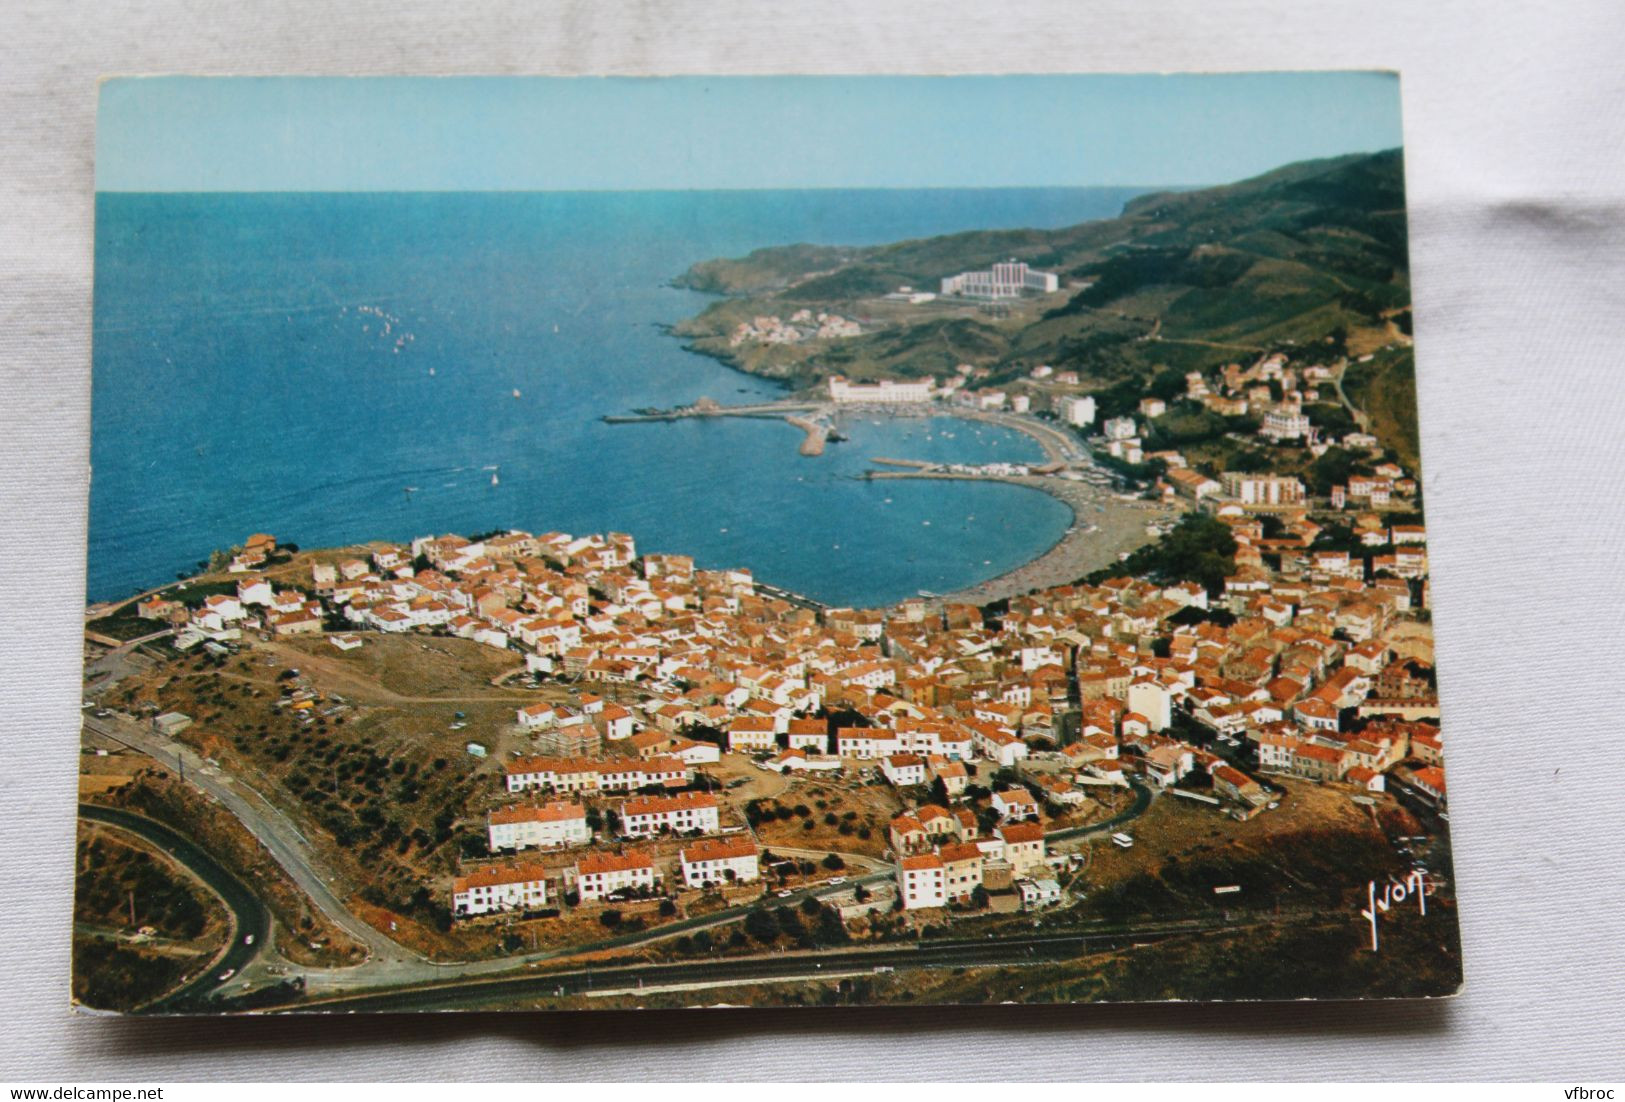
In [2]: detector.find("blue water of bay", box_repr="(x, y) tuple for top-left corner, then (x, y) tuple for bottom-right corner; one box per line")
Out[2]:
(89, 187), (1148, 607)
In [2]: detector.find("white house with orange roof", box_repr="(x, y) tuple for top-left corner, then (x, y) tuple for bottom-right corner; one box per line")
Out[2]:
(992, 787), (1041, 822)
(897, 854), (947, 910)
(573, 851), (658, 902)
(667, 736), (721, 766)
(619, 792), (719, 838)
(453, 863), (550, 917)
(516, 702), (557, 729)
(727, 715), (778, 753)
(488, 801), (591, 851)
(235, 577), (274, 606)
(597, 703), (635, 741)
(880, 753), (927, 787)
(680, 836), (760, 889)
(835, 727), (902, 760)
(996, 820), (1047, 876)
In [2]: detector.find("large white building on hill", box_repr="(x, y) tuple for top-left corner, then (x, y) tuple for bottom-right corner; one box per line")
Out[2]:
(940, 259), (1059, 299)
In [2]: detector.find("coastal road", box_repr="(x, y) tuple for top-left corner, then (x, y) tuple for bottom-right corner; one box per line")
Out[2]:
(79, 804), (271, 1012)
(297, 922), (1219, 1012)
(81, 712), (411, 966)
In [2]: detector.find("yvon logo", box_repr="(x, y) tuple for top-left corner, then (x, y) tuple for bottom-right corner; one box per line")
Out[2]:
(1360, 868), (1430, 951)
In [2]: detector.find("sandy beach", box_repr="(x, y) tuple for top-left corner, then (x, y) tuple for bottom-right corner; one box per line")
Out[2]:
(868, 470), (1187, 607)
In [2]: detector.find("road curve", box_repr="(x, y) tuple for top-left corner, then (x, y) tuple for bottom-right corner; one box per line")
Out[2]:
(79, 804), (271, 1013)
(83, 714), (409, 964)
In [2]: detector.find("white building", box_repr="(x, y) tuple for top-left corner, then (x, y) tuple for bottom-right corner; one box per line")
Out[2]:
(573, 851), (658, 902)
(727, 716), (778, 753)
(992, 788), (1041, 822)
(836, 728), (903, 759)
(996, 821), (1048, 876)
(453, 863), (550, 917)
(619, 792), (720, 838)
(1126, 680), (1174, 732)
(940, 259), (1059, 299)
(1103, 416), (1138, 441)
(1058, 395), (1096, 428)
(1260, 408), (1312, 442)
(487, 801), (591, 852)
(1017, 878), (1064, 910)
(1221, 472), (1307, 506)
(880, 754), (928, 787)
(516, 702), (556, 728)
(898, 854), (948, 909)
(827, 375), (935, 404)
(680, 836), (761, 889)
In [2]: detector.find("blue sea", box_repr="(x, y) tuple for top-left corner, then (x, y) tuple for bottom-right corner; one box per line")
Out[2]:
(89, 188), (1148, 608)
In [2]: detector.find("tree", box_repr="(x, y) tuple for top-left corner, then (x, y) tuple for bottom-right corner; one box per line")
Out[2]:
(971, 884), (991, 909)
(599, 909), (622, 929)
(815, 906), (851, 946)
(821, 853), (845, 871)
(1147, 367), (1188, 403)
(658, 898), (677, 917)
(744, 908), (780, 943)
(1309, 446), (1371, 496)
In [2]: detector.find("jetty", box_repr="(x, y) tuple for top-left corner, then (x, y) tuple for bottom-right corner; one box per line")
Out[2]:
(602, 398), (825, 424)
(786, 415), (830, 456)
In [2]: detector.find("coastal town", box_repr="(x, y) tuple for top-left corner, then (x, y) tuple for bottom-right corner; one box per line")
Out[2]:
(79, 328), (1450, 1008)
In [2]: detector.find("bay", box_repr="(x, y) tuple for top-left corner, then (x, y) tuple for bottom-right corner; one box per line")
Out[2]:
(89, 187), (1149, 607)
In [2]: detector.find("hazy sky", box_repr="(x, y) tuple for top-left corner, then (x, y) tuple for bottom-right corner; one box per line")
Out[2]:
(97, 73), (1402, 192)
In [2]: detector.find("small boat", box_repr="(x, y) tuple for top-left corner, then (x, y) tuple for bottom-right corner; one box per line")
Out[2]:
(491, 471), (500, 487)
(553, 324), (560, 334)
(512, 388), (522, 399)
(428, 367), (436, 376)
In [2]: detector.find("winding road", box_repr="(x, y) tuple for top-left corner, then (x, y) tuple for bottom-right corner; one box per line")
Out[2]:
(81, 703), (1160, 1007)
(82, 713), (409, 964)
(79, 804), (270, 1011)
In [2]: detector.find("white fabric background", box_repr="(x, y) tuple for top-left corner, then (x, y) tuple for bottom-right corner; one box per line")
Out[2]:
(3, 0), (1623, 1082)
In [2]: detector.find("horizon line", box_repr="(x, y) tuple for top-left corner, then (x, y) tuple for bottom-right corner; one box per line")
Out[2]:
(94, 182), (1194, 196)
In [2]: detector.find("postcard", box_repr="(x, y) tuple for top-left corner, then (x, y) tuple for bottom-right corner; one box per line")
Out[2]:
(75, 73), (1459, 1013)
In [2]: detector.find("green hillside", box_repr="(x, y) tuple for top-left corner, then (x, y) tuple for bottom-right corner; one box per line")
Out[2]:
(672, 150), (1414, 411)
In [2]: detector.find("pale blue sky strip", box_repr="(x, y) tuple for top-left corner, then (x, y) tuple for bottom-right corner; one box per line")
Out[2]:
(97, 73), (1402, 192)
